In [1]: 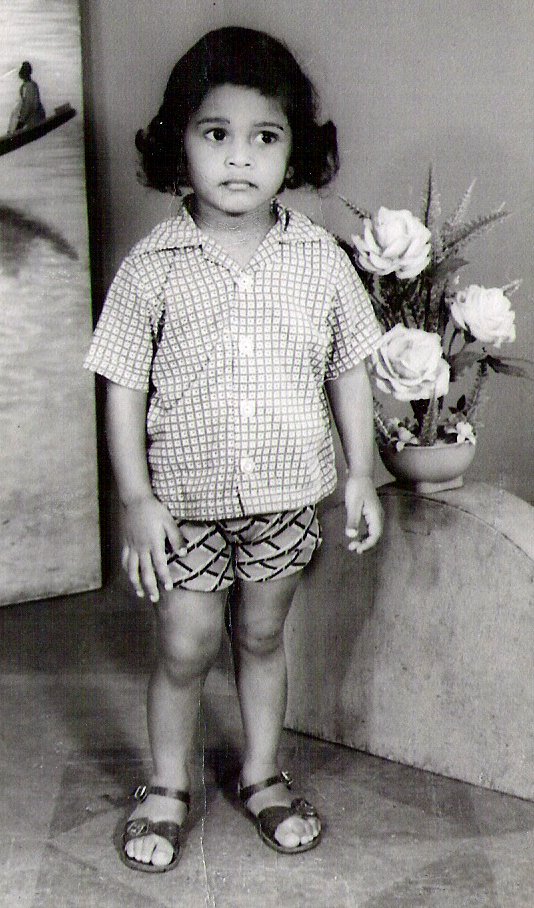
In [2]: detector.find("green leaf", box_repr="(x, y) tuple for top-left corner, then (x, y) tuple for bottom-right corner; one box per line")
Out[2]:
(430, 256), (469, 282)
(449, 349), (483, 380)
(486, 356), (532, 378)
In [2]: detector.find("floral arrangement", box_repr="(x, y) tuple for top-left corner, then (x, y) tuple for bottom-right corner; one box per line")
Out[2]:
(343, 169), (530, 450)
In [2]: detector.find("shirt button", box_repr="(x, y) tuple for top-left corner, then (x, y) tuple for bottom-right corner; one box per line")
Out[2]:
(240, 397), (256, 418)
(239, 335), (254, 356)
(235, 273), (254, 292)
(240, 456), (256, 474)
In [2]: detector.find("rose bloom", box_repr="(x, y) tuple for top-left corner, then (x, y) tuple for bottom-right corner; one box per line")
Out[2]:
(352, 207), (431, 280)
(372, 325), (450, 401)
(450, 285), (516, 347)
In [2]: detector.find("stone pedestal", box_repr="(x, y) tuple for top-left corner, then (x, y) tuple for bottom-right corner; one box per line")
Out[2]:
(285, 482), (534, 801)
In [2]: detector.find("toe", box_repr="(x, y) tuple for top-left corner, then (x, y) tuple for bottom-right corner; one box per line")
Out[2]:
(151, 839), (175, 867)
(300, 817), (320, 844)
(125, 838), (144, 863)
(126, 833), (174, 867)
(275, 816), (317, 849)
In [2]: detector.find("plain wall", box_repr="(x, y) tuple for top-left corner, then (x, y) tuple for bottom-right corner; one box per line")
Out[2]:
(80, 0), (534, 501)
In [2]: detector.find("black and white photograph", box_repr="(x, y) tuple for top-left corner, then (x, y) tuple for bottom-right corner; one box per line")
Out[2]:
(1, 2), (533, 906)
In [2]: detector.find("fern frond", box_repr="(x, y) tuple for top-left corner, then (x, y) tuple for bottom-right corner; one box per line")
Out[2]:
(421, 166), (442, 258)
(339, 196), (372, 220)
(463, 360), (490, 428)
(440, 208), (508, 255)
(421, 165), (442, 228)
(500, 279), (522, 296)
(419, 394), (440, 446)
(441, 179), (476, 241)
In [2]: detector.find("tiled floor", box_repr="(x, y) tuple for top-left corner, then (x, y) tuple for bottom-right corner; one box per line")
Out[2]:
(1, 577), (533, 907)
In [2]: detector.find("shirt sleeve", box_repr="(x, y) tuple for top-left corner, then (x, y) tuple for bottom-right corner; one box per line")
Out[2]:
(83, 256), (154, 391)
(324, 246), (382, 381)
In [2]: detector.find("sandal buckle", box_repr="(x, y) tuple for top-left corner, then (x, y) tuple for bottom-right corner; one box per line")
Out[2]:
(280, 770), (293, 788)
(133, 785), (148, 802)
(293, 797), (318, 818)
(126, 818), (150, 837)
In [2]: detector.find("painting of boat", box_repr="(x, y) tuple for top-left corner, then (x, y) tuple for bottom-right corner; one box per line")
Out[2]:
(1, 0), (100, 605)
(0, 102), (76, 156)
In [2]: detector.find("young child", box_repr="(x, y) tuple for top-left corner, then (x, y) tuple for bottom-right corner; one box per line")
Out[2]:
(85, 26), (383, 872)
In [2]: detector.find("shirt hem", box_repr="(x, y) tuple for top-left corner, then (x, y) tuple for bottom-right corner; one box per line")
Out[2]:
(161, 481), (338, 522)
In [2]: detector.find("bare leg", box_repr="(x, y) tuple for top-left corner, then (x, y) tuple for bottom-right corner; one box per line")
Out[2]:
(230, 573), (321, 849)
(125, 586), (226, 868)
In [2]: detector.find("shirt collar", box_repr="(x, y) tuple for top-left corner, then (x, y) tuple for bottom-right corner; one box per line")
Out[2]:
(131, 196), (321, 256)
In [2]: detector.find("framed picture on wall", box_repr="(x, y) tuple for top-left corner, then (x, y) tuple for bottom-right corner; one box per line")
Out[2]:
(0, 0), (101, 605)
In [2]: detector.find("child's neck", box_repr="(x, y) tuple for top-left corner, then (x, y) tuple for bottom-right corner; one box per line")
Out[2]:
(189, 198), (276, 268)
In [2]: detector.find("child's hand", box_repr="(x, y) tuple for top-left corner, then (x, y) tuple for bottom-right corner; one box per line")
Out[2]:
(344, 475), (383, 554)
(120, 494), (186, 602)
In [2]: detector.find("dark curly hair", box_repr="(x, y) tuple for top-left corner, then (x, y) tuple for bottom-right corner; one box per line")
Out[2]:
(135, 26), (339, 194)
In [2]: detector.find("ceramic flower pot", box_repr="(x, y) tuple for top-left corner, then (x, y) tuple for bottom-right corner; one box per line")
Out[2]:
(379, 440), (476, 493)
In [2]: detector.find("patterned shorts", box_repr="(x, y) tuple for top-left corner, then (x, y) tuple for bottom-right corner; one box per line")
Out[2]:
(166, 505), (321, 592)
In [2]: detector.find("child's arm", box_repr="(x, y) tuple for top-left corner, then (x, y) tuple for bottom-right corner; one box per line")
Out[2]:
(327, 362), (383, 553)
(106, 381), (185, 601)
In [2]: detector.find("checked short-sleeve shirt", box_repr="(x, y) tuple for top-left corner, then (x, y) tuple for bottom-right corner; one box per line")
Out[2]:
(85, 200), (382, 519)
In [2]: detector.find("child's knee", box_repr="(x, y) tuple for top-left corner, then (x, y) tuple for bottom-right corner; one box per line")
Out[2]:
(235, 617), (284, 658)
(161, 627), (221, 679)
(157, 604), (223, 679)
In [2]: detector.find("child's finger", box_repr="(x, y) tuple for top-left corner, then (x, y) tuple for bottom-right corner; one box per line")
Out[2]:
(124, 548), (145, 598)
(165, 520), (187, 558)
(364, 501), (383, 543)
(348, 535), (374, 553)
(347, 508), (383, 553)
(153, 547), (175, 593)
(345, 513), (366, 541)
(139, 550), (160, 602)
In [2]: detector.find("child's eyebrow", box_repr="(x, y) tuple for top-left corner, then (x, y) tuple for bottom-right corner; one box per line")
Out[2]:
(195, 116), (286, 130)
(255, 121), (286, 130)
(195, 116), (231, 125)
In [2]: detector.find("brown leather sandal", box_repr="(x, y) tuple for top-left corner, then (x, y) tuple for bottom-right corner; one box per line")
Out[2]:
(120, 784), (190, 873)
(238, 771), (322, 854)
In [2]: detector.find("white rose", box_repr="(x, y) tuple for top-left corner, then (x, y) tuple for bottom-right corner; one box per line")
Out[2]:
(450, 285), (516, 347)
(372, 325), (450, 401)
(352, 207), (432, 280)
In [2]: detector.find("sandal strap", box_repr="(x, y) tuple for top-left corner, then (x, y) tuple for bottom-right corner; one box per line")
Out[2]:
(258, 798), (318, 828)
(133, 784), (190, 811)
(239, 771), (292, 804)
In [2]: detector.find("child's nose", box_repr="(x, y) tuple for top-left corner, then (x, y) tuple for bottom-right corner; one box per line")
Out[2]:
(225, 139), (253, 167)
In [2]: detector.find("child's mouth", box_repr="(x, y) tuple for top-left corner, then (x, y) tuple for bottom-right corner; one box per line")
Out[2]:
(221, 180), (256, 190)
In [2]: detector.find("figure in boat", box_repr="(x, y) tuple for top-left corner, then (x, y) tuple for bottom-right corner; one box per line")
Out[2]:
(8, 62), (46, 135)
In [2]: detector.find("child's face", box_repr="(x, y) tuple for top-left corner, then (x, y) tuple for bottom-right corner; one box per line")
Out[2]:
(184, 84), (292, 220)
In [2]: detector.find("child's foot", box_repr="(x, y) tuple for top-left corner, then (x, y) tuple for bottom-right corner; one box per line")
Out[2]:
(122, 785), (190, 871)
(239, 770), (321, 852)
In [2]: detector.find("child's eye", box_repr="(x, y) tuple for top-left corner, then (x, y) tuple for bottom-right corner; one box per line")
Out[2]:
(205, 127), (227, 142)
(256, 131), (279, 145)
